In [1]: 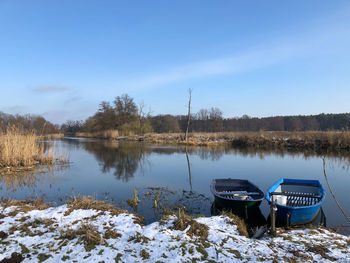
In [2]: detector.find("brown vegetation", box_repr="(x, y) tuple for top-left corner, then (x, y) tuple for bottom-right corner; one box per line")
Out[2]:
(0, 111), (59, 135)
(75, 130), (119, 140)
(141, 131), (350, 149)
(0, 126), (60, 168)
(64, 195), (144, 224)
(126, 188), (140, 208)
(172, 209), (209, 240)
(221, 210), (249, 237)
(0, 198), (48, 216)
(64, 195), (125, 216)
(60, 222), (105, 252)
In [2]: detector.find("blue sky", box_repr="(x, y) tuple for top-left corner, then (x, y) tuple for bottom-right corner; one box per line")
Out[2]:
(1, 0), (350, 124)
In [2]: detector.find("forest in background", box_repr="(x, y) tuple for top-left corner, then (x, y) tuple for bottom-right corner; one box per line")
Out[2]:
(61, 94), (350, 135)
(0, 112), (59, 134)
(2, 93), (350, 135)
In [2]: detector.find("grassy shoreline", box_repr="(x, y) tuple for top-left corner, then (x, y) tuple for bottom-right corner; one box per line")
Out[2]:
(0, 128), (67, 175)
(73, 131), (350, 149)
(0, 198), (349, 262)
(0, 127), (56, 168)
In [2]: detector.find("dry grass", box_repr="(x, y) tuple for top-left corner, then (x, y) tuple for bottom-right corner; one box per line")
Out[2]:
(142, 131), (350, 149)
(126, 188), (140, 208)
(64, 195), (145, 223)
(221, 210), (249, 237)
(64, 195), (125, 216)
(0, 198), (49, 216)
(60, 222), (105, 252)
(172, 209), (209, 240)
(75, 130), (119, 140)
(305, 244), (337, 261)
(144, 133), (217, 146)
(73, 130), (350, 149)
(78, 222), (105, 251)
(0, 126), (59, 168)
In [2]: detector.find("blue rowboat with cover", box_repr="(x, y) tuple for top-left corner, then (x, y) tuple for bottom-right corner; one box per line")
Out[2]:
(266, 178), (325, 225)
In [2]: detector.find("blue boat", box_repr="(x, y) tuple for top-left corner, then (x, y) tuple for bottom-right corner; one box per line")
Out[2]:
(266, 178), (325, 225)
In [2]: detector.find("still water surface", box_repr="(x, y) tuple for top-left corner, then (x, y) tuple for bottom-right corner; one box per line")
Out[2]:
(1, 138), (349, 234)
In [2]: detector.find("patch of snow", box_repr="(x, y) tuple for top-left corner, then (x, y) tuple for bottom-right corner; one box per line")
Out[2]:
(0, 204), (349, 262)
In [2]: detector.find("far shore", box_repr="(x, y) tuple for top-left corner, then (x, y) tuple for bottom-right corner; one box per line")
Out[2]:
(71, 131), (350, 150)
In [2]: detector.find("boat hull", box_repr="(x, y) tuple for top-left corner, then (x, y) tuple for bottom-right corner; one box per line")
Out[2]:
(274, 202), (321, 225)
(214, 196), (262, 211)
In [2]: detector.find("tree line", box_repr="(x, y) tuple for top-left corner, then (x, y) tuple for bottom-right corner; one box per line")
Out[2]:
(2, 94), (349, 135)
(61, 94), (350, 134)
(0, 112), (59, 134)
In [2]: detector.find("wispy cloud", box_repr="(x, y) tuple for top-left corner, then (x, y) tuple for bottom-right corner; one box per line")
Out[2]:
(124, 48), (287, 89)
(32, 85), (68, 93)
(120, 8), (350, 91)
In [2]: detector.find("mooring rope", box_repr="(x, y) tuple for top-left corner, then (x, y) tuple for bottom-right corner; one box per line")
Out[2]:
(322, 157), (350, 223)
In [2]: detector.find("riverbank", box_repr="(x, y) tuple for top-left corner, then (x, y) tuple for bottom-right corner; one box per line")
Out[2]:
(0, 199), (349, 262)
(73, 131), (350, 149)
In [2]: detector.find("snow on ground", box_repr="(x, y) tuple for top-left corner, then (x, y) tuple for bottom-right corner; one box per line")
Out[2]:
(0, 202), (349, 263)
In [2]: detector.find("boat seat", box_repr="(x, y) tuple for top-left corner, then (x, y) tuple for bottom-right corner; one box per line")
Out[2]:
(271, 191), (321, 207)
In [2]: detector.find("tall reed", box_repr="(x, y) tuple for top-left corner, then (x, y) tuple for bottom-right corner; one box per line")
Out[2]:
(0, 126), (56, 167)
(75, 130), (119, 140)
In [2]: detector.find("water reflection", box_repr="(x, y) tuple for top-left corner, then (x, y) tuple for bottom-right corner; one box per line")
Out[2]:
(0, 171), (39, 192)
(0, 165), (68, 193)
(64, 138), (350, 177)
(229, 146), (350, 168)
(129, 187), (212, 224)
(185, 147), (192, 192)
(0, 138), (348, 233)
(150, 145), (225, 161)
(65, 139), (152, 182)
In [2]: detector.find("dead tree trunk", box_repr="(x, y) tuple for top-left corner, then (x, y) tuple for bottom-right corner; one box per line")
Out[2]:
(185, 88), (192, 142)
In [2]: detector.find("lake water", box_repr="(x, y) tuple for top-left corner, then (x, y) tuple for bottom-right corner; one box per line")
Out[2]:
(1, 137), (350, 234)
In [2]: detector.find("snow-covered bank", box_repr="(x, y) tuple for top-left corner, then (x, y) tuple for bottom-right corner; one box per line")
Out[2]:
(0, 201), (349, 262)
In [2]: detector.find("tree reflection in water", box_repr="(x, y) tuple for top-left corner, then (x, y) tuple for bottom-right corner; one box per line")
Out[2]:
(0, 165), (67, 193)
(82, 141), (152, 182)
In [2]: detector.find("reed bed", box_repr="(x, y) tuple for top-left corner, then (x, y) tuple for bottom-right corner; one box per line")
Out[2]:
(75, 130), (119, 140)
(0, 126), (57, 168)
(73, 130), (350, 149)
(142, 131), (350, 149)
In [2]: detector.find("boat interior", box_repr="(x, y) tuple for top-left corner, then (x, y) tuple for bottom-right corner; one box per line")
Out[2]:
(213, 179), (264, 200)
(271, 183), (322, 207)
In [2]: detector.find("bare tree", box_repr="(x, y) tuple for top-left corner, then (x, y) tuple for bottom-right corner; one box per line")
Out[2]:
(209, 107), (223, 132)
(185, 88), (192, 141)
(113, 94), (138, 127)
(137, 101), (152, 135)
